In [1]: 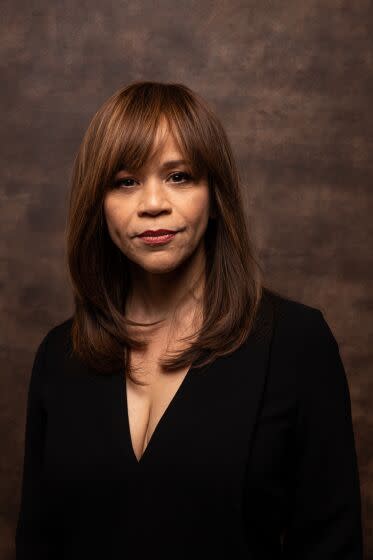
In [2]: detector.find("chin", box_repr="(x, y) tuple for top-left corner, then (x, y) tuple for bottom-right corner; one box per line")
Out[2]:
(148, 264), (181, 274)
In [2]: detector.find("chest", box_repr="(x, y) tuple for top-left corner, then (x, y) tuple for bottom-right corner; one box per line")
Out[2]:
(44, 328), (295, 549)
(125, 350), (192, 463)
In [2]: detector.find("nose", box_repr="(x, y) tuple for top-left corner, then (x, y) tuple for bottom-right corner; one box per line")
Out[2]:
(137, 179), (171, 215)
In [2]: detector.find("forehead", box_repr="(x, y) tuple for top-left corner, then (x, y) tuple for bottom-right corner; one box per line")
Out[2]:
(118, 120), (187, 173)
(151, 118), (184, 159)
(114, 113), (208, 180)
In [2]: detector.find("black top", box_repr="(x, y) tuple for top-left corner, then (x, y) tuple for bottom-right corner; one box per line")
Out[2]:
(15, 290), (364, 559)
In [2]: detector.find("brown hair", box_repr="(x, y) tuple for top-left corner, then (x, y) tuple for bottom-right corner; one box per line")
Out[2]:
(65, 80), (265, 384)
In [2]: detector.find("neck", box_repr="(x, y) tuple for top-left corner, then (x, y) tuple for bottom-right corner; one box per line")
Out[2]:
(125, 240), (206, 325)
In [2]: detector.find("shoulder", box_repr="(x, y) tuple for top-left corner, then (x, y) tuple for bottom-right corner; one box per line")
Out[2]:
(261, 288), (342, 388)
(37, 316), (74, 363)
(263, 288), (348, 406)
(28, 317), (74, 398)
(262, 287), (337, 351)
(263, 286), (323, 325)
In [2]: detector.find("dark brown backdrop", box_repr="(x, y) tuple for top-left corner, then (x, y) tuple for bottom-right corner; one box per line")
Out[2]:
(1, 1), (372, 558)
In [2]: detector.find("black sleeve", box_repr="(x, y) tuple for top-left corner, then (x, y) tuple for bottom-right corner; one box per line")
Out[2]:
(282, 310), (364, 559)
(15, 333), (52, 559)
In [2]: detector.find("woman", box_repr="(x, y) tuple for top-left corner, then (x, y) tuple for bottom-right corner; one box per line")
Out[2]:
(15, 81), (363, 559)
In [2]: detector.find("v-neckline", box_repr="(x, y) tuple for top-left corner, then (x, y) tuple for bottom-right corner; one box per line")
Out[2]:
(121, 363), (196, 466)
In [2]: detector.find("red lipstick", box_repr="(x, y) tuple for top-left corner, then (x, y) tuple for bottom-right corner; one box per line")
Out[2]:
(138, 229), (177, 237)
(137, 229), (180, 246)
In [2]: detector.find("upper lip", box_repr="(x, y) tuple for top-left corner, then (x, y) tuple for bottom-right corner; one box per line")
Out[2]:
(138, 229), (178, 237)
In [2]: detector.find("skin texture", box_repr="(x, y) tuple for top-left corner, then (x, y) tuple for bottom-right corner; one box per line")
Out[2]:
(103, 118), (212, 328)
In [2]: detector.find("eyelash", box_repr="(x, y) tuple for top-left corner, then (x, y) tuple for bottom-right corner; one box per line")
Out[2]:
(113, 171), (193, 189)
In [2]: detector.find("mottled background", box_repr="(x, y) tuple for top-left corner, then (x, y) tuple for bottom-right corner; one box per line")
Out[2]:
(1, 0), (372, 558)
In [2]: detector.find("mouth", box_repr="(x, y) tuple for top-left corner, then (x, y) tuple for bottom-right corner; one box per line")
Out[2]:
(137, 229), (179, 237)
(137, 230), (181, 246)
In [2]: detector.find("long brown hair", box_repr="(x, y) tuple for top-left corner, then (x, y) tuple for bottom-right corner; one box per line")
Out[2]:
(65, 80), (265, 384)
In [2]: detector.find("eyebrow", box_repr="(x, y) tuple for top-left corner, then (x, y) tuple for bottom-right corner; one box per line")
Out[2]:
(160, 159), (191, 169)
(117, 159), (191, 173)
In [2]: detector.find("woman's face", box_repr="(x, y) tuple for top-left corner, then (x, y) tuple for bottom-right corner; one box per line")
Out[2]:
(103, 121), (212, 275)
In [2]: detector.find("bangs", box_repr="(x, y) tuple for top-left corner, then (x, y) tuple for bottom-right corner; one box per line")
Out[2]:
(98, 84), (211, 187)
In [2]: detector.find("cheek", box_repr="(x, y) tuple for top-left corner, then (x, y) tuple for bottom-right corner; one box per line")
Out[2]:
(103, 200), (130, 242)
(183, 189), (210, 223)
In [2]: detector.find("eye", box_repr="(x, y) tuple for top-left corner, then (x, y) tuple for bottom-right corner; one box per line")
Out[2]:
(112, 177), (138, 189)
(168, 171), (192, 184)
(112, 171), (193, 190)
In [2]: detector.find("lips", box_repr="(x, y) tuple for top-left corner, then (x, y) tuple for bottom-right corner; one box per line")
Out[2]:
(138, 229), (178, 237)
